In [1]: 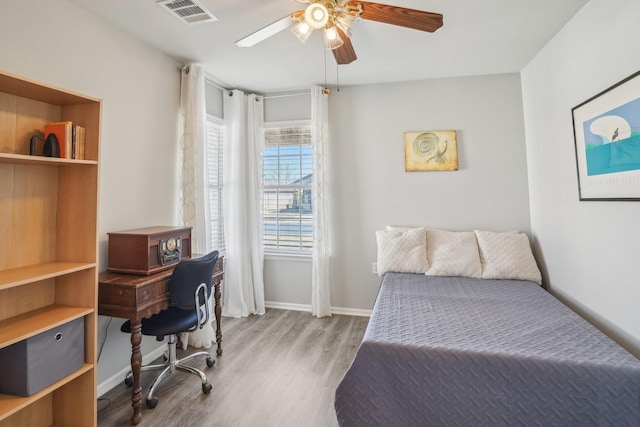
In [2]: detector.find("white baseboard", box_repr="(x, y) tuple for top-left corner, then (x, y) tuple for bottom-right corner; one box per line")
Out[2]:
(330, 306), (372, 317)
(264, 301), (371, 317)
(98, 345), (166, 397)
(264, 301), (310, 312)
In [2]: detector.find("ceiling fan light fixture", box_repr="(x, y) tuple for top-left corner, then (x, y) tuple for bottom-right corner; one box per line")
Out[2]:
(305, 3), (329, 29)
(323, 26), (344, 50)
(334, 12), (356, 38)
(291, 21), (313, 44)
(237, 1), (443, 65)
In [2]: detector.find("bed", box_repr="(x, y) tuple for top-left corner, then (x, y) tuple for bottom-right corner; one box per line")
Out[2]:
(334, 228), (640, 426)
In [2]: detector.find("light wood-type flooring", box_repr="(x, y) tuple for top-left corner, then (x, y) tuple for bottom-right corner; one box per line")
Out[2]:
(97, 308), (369, 427)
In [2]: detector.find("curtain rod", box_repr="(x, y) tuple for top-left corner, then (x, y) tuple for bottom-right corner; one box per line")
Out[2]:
(180, 65), (230, 91)
(181, 66), (310, 98)
(202, 76), (309, 100)
(205, 77), (229, 92)
(258, 92), (310, 100)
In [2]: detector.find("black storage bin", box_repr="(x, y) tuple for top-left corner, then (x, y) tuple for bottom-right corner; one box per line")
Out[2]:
(0, 317), (85, 396)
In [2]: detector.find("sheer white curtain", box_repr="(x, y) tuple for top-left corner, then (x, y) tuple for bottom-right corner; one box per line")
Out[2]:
(222, 89), (266, 318)
(179, 64), (209, 253)
(178, 63), (215, 349)
(311, 86), (332, 317)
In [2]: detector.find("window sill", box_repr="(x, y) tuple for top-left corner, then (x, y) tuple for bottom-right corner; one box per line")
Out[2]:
(264, 251), (312, 263)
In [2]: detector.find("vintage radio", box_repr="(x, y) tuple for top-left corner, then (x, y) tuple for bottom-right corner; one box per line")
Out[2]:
(107, 226), (192, 275)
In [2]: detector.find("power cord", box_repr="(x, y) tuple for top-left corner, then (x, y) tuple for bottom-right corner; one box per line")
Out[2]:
(97, 316), (113, 412)
(97, 316), (112, 362)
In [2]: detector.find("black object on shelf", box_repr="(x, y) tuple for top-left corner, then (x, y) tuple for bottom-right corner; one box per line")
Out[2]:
(29, 134), (60, 157)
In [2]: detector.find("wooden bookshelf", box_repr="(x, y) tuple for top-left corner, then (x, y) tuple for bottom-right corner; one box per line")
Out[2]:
(0, 69), (100, 426)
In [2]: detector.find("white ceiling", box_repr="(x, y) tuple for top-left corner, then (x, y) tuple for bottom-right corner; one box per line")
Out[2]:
(68, 0), (588, 93)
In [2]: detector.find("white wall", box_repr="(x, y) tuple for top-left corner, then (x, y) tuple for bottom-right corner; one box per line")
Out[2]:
(319, 74), (531, 310)
(521, 0), (640, 356)
(264, 92), (311, 122)
(0, 0), (181, 391)
(205, 81), (223, 118)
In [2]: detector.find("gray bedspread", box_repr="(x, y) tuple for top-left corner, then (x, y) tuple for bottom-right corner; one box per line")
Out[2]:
(335, 273), (640, 426)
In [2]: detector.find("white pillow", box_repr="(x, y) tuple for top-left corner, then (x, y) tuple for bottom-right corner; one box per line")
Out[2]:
(426, 229), (482, 278)
(385, 225), (418, 231)
(376, 228), (429, 276)
(474, 230), (542, 285)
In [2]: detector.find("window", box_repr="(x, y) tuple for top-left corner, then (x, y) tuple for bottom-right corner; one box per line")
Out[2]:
(206, 115), (225, 253)
(262, 122), (313, 253)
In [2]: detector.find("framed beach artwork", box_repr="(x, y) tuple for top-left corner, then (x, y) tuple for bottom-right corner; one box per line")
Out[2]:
(572, 70), (640, 200)
(404, 130), (458, 171)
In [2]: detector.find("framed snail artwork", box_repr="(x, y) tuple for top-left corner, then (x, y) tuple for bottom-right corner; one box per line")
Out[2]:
(404, 130), (458, 171)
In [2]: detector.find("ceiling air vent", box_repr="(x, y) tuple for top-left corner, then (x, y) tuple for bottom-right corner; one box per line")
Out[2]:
(157, 0), (217, 25)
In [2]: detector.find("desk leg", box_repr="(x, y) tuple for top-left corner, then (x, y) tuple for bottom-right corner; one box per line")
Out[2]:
(214, 280), (223, 355)
(130, 320), (143, 425)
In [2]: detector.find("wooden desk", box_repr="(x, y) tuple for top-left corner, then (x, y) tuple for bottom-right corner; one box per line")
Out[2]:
(98, 256), (224, 425)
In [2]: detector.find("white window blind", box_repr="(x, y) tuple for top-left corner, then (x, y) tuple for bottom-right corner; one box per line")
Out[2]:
(206, 116), (225, 254)
(262, 123), (313, 252)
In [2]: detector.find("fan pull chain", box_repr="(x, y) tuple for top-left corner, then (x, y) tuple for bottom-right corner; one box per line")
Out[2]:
(336, 63), (340, 92)
(324, 48), (327, 89)
(323, 48), (330, 95)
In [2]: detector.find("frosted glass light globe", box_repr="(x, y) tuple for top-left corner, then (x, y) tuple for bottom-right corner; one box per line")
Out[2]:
(305, 3), (329, 29)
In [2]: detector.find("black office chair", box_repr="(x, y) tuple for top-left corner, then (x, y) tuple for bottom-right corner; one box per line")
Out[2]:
(121, 250), (219, 409)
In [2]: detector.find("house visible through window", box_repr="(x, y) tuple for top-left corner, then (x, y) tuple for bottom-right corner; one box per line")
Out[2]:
(262, 122), (313, 253)
(206, 115), (225, 253)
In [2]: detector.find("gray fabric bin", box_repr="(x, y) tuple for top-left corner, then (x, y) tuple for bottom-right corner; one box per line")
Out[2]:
(0, 317), (85, 396)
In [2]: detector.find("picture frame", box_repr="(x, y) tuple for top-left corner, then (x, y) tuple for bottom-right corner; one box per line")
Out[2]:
(572, 70), (640, 201)
(404, 130), (458, 171)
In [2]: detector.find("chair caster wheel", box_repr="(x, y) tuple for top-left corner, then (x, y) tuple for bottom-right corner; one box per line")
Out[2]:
(124, 376), (133, 387)
(206, 357), (215, 368)
(146, 397), (158, 409)
(202, 382), (212, 394)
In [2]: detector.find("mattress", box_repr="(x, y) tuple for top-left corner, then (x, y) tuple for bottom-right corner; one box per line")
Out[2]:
(335, 273), (640, 426)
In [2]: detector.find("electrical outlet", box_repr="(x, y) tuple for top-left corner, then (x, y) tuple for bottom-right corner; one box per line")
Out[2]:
(372, 262), (378, 275)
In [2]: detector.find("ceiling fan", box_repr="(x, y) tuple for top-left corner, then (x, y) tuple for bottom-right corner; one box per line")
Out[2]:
(235, 0), (443, 65)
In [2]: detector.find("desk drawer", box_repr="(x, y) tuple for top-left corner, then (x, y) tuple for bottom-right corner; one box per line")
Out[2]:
(98, 279), (168, 307)
(138, 279), (170, 305)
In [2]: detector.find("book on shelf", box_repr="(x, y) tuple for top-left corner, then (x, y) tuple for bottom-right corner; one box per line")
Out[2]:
(71, 124), (76, 159)
(76, 125), (85, 160)
(44, 122), (86, 159)
(44, 121), (72, 159)
(71, 124), (86, 160)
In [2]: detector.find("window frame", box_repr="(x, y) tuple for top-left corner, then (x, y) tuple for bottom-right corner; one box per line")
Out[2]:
(206, 113), (226, 255)
(262, 120), (313, 257)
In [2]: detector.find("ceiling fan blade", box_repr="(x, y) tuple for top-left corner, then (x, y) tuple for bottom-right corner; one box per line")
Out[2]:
(332, 28), (357, 64)
(347, 1), (443, 33)
(235, 15), (297, 47)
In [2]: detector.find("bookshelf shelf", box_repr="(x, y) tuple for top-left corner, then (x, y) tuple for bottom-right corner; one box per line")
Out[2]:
(0, 363), (93, 422)
(0, 68), (100, 426)
(0, 153), (97, 166)
(0, 262), (96, 290)
(0, 305), (93, 349)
